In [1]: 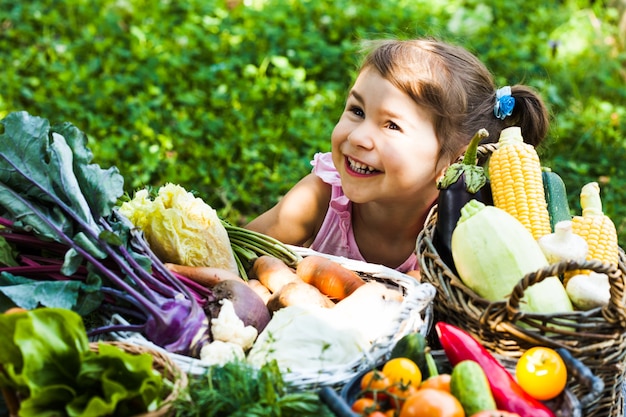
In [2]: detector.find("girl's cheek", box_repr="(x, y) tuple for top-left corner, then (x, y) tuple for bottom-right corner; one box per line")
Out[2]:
(330, 124), (347, 148)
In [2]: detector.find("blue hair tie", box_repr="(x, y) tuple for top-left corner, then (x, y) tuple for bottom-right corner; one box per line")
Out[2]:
(494, 86), (515, 120)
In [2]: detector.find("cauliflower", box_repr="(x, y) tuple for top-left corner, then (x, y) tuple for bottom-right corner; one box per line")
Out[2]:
(119, 183), (238, 274)
(246, 304), (366, 372)
(211, 299), (258, 351)
(199, 340), (245, 366)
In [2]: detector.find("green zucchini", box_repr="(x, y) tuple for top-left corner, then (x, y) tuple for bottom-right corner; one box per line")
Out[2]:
(451, 200), (574, 315)
(542, 168), (572, 232)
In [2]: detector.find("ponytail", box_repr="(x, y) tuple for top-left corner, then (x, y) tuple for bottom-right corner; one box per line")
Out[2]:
(504, 85), (550, 147)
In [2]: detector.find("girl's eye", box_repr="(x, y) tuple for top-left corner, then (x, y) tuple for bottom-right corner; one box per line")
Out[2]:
(349, 106), (364, 118)
(387, 121), (400, 131)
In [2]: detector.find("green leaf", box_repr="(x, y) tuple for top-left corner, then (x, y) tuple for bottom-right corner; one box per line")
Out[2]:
(0, 235), (19, 267)
(73, 274), (105, 316)
(3, 309), (89, 398)
(0, 112), (55, 204)
(0, 114), (82, 238)
(19, 384), (77, 417)
(0, 272), (100, 311)
(0, 111), (124, 243)
(51, 122), (125, 220)
(0, 309), (161, 417)
(437, 129), (488, 193)
(175, 359), (333, 416)
(68, 343), (163, 417)
(0, 180), (72, 239)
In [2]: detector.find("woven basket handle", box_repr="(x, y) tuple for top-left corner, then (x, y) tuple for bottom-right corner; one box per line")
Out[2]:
(505, 258), (626, 324)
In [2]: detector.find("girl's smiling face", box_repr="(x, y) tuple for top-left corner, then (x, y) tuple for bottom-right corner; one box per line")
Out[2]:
(331, 67), (443, 206)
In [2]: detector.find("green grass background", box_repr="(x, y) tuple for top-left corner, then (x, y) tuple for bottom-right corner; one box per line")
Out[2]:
(1, 0), (625, 243)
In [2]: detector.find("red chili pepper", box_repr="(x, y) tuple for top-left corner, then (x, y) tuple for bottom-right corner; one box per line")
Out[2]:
(435, 322), (555, 417)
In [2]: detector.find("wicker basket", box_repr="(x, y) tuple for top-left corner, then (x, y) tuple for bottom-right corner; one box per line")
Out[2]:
(110, 247), (436, 391)
(283, 246), (436, 388)
(417, 203), (626, 417)
(1, 341), (188, 417)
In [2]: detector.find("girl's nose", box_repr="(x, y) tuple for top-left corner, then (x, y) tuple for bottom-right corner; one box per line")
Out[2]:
(347, 122), (375, 149)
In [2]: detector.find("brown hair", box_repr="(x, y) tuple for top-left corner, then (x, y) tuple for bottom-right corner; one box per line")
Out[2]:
(358, 38), (550, 166)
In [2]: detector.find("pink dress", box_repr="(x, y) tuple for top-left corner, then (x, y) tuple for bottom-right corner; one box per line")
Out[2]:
(309, 152), (419, 273)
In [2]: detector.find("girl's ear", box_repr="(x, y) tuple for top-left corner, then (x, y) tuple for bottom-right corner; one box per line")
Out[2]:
(435, 161), (451, 184)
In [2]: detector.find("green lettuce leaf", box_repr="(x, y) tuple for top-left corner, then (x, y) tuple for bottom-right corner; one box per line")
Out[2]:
(68, 343), (163, 417)
(0, 308), (164, 417)
(2, 308), (89, 392)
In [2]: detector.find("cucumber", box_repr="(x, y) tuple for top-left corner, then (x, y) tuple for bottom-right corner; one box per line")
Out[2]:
(542, 168), (572, 232)
(450, 360), (496, 416)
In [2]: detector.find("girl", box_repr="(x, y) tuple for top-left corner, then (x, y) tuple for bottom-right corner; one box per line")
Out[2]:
(245, 38), (549, 273)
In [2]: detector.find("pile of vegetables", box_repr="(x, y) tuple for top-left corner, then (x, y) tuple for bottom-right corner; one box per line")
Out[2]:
(436, 126), (620, 314)
(344, 322), (593, 417)
(0, 112), (305, 366)
(166, 249), (408, 374)
(0, 111), (211, 356)
(0, 111), (420, 398)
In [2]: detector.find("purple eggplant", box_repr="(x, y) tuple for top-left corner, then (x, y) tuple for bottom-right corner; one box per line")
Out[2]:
(433, 129), (493, 273)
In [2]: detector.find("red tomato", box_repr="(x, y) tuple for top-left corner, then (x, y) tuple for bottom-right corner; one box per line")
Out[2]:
(382, 358), (422, 388)
(515, 346), (567, 400)
(367, 412), (388, 417)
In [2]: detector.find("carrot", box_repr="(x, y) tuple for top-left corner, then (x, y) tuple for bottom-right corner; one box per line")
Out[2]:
(295, 255), (365, 301)
(247, 279), (272, 305)
(249, 255), (301, 293)
(164, 263), (244, 287)
(266, 280), (335, 313)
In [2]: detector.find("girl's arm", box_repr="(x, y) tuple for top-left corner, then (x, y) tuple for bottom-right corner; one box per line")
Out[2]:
(245, 173), (331, 247)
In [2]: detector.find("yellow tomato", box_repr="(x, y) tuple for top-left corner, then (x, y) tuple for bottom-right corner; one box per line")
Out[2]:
(381, 358), (422, 388)
(515, 346), (567, 400)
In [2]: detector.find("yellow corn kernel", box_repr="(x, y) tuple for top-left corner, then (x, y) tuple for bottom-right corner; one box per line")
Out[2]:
(489, 127), (551, 240)
(571, 182), (619, 272)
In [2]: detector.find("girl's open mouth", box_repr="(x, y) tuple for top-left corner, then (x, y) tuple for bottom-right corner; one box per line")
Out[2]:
(346, 157), (380, 175)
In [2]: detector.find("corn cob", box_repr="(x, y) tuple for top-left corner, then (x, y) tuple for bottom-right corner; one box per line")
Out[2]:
(571, 182), (619, 272)
(489, 126), (551, 240)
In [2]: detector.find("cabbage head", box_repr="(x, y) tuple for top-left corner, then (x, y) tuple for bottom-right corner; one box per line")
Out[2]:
(119, 183), (238, 275)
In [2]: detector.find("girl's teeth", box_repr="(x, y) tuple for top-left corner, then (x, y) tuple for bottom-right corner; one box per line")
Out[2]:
(348, 158), (376, 174)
